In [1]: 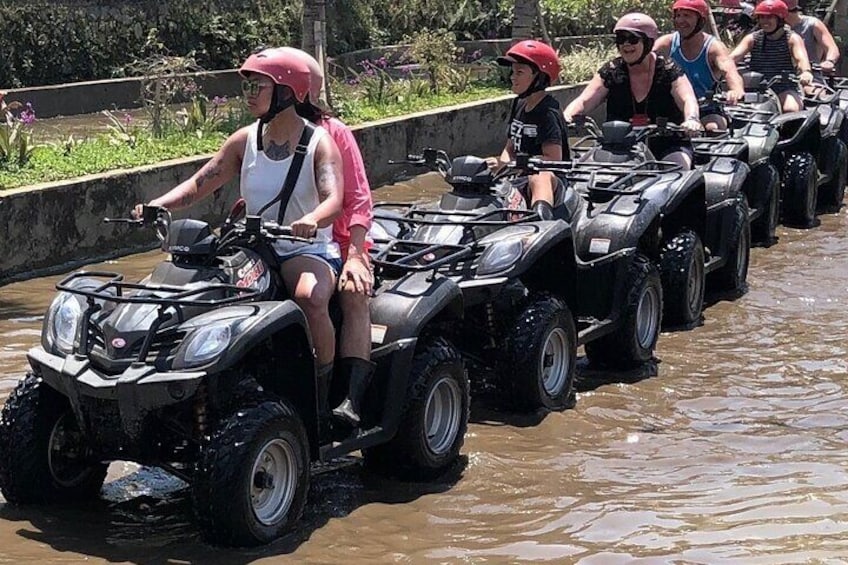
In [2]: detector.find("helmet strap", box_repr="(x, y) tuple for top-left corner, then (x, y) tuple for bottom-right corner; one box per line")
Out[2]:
(517, 72), (550, 99)
(257, 86), (296, 150)
(683, 16), (705, 40)
(765, 21), (785, 36)
(629, 38), (655, 66)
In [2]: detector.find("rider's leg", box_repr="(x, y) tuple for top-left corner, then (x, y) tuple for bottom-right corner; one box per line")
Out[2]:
(527, 171), (557, 220)
(779, 90), (803, 113)
(702, 113), (728, 132)
(281, 255), (337, 367)
(663, 150), (693, 171)
(333, 272), (376, 426)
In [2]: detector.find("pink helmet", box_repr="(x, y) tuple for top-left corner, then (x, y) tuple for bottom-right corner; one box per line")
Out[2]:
(719, 0), (742, 7)
(263, 46), (325, 104)
(239, 47), (311, 103)
(614, 12), (659, 40)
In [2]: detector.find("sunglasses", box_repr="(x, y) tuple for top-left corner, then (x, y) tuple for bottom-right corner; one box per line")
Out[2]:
(241, 79), (273, 96)
(615, 32), (642, 46)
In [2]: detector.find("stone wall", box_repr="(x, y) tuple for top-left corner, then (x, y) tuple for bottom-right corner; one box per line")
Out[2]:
(0, 84), (595, 285)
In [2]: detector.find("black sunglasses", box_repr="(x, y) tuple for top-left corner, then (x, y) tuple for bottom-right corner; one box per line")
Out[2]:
(615, 32), (642, 46)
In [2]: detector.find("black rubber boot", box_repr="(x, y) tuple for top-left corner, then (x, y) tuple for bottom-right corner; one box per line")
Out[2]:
(532, 200), (554, 220)
(332, 357), (376, 427)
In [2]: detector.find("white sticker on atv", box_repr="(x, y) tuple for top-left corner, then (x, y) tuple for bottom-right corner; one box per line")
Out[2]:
(371, 324), (388, 344)
(589, 238), (611, 254)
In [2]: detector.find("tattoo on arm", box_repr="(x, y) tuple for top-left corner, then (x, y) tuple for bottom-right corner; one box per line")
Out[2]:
(264, 140), (291, 161)
(196, 161), (223, 191)
(315, 162), (338, 201)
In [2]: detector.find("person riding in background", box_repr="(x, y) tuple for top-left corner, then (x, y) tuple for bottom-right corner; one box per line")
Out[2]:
(783, 0), (840, 90)
(489, 39), (569, 220)
(654, 0), (746, 131)
(563, 12), (703, 170)
(282, 46), (376, 427)
(729, 0), (814, 113)
(133, 48), (343, 385)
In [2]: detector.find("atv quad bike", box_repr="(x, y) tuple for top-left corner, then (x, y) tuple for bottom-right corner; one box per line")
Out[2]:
(372, 147), (662, 405)
(0, 205), (470, 547)
(802, 69), (848, 209)
(567, 118), (719, 328)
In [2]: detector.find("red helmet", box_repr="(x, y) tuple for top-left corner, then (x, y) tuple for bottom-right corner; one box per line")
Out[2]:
(719, 0), (742, 7)
(239, 47), (311, 103)
(614, 13), (659, 40)
(672, 0), (710, 18)
(263, 46), (324, 103)
(497, 40), (561, 84)
(754, 0), (789, 19)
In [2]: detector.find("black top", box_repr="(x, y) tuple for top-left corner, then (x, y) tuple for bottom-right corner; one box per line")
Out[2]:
(599, 55), (686, 125)
(507, 95), (570, 160)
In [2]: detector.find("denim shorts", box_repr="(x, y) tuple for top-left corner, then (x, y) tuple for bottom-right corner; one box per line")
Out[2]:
(277, 248), (343, 276)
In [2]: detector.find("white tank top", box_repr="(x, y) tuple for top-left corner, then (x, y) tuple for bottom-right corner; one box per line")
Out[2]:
(240, 119), (340, 259)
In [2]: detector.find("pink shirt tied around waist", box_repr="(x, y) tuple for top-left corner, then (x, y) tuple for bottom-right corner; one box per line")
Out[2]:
(318, 117), (373, 260)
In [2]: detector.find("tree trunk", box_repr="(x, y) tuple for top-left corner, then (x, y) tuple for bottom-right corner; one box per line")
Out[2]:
(301, 0), (331, 105)
(511, 0), (539, 41)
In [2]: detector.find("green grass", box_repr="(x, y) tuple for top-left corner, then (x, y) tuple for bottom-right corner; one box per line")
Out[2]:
(0, 45), (606, 191)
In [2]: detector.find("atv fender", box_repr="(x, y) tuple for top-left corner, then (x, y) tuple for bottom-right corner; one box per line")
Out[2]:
(370, 273), (462, 344)
(703, 157), (749, 209)
(773, 109), (821, 153)
(734, 122), (779, 166)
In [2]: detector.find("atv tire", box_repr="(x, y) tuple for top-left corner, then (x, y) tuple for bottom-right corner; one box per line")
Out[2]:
(819, 139), (847, 210)
(750, 163), (780, 246)
(781, 151), (818, 228)
(659, 229), (705, 327)
(0, 373), (107, 504)
(501, 293), (576, 412)
(363, 338), (468, 481)
(711, 196), (750, 293)
(192, 399), (310, 547)
(585, 253), (662, 369)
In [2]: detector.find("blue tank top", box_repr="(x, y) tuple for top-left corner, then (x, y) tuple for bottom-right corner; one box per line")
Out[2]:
(670, 32), (717, 98)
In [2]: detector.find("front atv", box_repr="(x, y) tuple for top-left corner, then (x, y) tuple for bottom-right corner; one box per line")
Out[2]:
(0, 207), (470, 547)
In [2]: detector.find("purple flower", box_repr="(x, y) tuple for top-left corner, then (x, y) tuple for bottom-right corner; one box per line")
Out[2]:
(19, 102), (36, 126)
(212, 96), (228, 107)
(123, 112), (133, 126)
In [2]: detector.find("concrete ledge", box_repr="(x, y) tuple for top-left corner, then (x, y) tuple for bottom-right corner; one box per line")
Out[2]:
(0, 84), (590, 286)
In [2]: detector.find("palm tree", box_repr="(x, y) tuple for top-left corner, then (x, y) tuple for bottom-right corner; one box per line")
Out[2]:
(301, 0), (330, 104)
(511, 0), (549, 42)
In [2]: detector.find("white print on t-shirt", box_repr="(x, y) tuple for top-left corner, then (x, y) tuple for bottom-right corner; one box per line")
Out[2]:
(509, 120), (538, 154)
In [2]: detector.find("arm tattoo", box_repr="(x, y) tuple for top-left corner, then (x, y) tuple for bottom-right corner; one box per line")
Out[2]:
(264, 140), (291, 161)
(196, 161), (222, 190)
(315, 162), (338, 202)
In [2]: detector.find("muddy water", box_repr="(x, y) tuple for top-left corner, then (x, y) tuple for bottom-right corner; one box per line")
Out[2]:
(1, 174), (848, 563)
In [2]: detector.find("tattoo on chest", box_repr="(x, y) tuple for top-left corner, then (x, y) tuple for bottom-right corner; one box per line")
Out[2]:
(264, 139), (291, 161)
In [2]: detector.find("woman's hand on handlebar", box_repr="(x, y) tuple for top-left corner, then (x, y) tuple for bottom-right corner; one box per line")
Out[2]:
(290, 213), (318, 238)
(681, 118), (704, 136)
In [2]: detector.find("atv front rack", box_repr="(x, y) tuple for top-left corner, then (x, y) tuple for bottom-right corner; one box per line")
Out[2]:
(56, 271), (264, 360)
(370, 239), (476, 274)
(373, 204), (538, 228)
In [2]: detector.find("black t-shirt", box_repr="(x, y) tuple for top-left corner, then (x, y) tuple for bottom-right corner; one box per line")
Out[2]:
(506, 95), (570, 160)
(599, 55), (685, 125)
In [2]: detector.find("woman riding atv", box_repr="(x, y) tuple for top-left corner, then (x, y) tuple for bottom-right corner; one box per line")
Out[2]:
(286, 47), (376, 427)
(563, 12), (703, 170)
(729, 0), (814, 113)
(488, 39), (569, 220)
(134, 47), (343, 387)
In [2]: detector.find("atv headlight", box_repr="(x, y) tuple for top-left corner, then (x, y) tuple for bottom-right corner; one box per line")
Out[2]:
(181, 322), (232, 367)
(48, 293), (82, 354)
(477, 238), (524, 276)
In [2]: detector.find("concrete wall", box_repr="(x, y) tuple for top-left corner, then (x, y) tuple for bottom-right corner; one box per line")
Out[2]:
(0, 84), (591, 285)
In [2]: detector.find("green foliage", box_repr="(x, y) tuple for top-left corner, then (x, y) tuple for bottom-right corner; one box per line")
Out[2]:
(558, 42), (618, 84)
(404, 29), (462, 94)
(541, 0), (672, 36)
